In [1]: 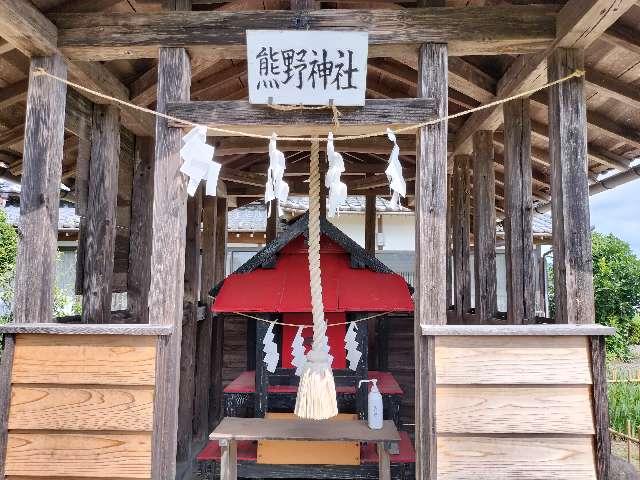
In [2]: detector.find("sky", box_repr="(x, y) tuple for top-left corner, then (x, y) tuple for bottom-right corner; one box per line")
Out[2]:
(589, 167), (640, 256)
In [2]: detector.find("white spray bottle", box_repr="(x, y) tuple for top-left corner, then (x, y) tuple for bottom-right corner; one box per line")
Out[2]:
(358, 379), (383, 429)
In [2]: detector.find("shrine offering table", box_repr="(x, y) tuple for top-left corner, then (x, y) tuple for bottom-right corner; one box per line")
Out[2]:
(207, 418), (404, 480)
(224, 370), (403, 425)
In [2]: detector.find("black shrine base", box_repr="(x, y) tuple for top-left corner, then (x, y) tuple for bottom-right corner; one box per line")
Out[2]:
(223, 370), (404, 426)
(196, 430), (416, 480)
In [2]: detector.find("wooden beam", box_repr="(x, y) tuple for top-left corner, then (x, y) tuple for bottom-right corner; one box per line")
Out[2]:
(586, 68), (640, 111)
(0, 0), (154, 136)
(195, 195), (216, 441)
(503, 98), (536, 325)
(0, 334), (15, 479)
(81, 105), (120, 323)
(177, 185), (202, 471)
(149, 47), (191, 480)
(452, 0), (637, 155)
(590, 335), (611, 480)
(452, 154), (471, 321)
(0, 78), (28, 110)
(548, 48), (595, 325)
(472, 131), (497, 322)
(600, 22), (640, 56)
(167, 99), (437, 136)
(54, 6), (556, 61)
(215, 135), (418, 155)
(209, 196), (227, 430)
(13, 55), (67, 324)
(365, 194), (376, 253)
(414, 42), (447, 480)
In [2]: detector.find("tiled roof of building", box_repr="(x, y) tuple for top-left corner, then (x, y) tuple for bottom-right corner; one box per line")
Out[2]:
(4, 204), (80, 230)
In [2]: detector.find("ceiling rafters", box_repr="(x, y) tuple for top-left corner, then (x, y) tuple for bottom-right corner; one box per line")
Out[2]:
(451, 0), (638, 158)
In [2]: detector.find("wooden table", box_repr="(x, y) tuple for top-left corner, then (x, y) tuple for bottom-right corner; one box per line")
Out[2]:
(209, 417), (401, 480)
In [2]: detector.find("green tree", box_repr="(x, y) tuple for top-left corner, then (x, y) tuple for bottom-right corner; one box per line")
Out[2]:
(0, 209), (18, 324)
(591, 232), (640, 359)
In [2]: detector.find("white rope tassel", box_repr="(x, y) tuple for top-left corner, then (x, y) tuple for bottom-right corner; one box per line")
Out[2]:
(294, 138), (338, 420)
(385, 129), (406, 210)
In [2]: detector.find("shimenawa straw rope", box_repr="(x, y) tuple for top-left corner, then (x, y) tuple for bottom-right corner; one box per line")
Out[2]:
(32, 67), (585, 143)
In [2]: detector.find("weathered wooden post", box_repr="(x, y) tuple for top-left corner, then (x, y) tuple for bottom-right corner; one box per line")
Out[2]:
(13, 55), (68, 324)
(472, 131), (497, 322)
(177, 185), (202, 471)
(452, 154), (471, 322)
(548, 48), (608, 479)
(503, 98), (536, 324)
(365, 194), (376, 254)
(209, 196), (228, 429)
(149, 45), (191, 479)
(415, 41), (448, 480)
(128, 136), (155, 323)
(81, 105), (120, 323)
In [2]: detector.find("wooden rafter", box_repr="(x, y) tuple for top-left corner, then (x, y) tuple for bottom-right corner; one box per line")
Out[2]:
(0, 0), (154, 136)
(452, 0), (637, 156)
(52, 5), (558, 60)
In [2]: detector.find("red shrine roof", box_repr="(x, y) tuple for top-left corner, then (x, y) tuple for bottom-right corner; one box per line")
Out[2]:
(212, 213), (414, 313)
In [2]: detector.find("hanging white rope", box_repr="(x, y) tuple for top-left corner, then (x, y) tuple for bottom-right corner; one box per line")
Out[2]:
(265, 133), (289, 215)
(294, 138), (338, 420)
(384, 128), (406, 209)
(325, 132), (348, 217)
(179, 125), (221, 196)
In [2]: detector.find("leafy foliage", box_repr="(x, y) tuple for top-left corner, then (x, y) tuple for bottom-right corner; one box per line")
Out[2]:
(609, 379), (640, 434)
(592, 233), (640, 359)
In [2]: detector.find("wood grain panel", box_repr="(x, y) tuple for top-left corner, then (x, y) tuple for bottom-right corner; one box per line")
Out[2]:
(436, 386), (594, 434)
(5, 432), (151, 478)
(11, 335), (156, 386)
(8, 386), (154, 431)
(437, 436), (596, 479)
(435, 336), (591, 384)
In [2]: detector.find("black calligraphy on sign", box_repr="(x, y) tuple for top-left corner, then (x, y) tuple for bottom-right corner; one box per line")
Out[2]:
(255, 46), (360, 92)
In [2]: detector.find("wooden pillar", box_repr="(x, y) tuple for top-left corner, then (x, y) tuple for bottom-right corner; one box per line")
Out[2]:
(548, 48), (595, 326)
(535, 245), (547, 317)
(194, 196), (216, 441)
(81, 105), (120, 323)
(149, 47), (191, 480)
(266, 201), (278, 243)
(445, 174), (453, 307)
(177, 186), (202, 468)
(472, 131), (497, 322)
(415, 42), (447, 480)
(74, 110), (92, 297)
(503, 98), (536, 325)
(128, 136), (155, 323)
(209, 196), (227, 430)
(452, 154), (471, 322)
(13, 55), (67, 324)
(365, 194), (376, 254)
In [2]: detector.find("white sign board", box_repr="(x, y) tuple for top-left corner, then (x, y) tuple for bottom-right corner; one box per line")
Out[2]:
(246, 30), (368, 106)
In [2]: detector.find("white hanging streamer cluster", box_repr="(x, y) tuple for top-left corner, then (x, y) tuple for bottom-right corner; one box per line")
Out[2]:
(180, 125), (222, 196)
(345, 322), (362, 371)
(264, 133), (289, 215)
(384, 128), (406, 210)
(263, 323), (279, 373)
(325, 133), (348, 218)
(291, 326), (307, 376)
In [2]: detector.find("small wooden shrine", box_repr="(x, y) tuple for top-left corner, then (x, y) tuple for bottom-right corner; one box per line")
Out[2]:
(0, 0), (637, 479)
(198, 213), (415, 478)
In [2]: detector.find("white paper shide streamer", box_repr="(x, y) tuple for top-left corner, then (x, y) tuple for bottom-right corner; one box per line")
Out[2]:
(265, 133), (289, 214)
(180, 125), (222, 196)
(291, 325), (307, 376)
(385, 129), (406, 209)
(345, 322), (362, 371)
(325, 133), (348, 217)
(263, 323), (279, 373)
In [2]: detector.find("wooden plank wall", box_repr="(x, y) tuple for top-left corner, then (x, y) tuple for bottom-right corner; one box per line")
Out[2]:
(433, 334), (598, 480)
(3, 333), (157, 479)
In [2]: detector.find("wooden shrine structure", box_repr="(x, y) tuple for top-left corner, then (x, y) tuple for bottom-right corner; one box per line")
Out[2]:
(0, 0), (639, 479)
